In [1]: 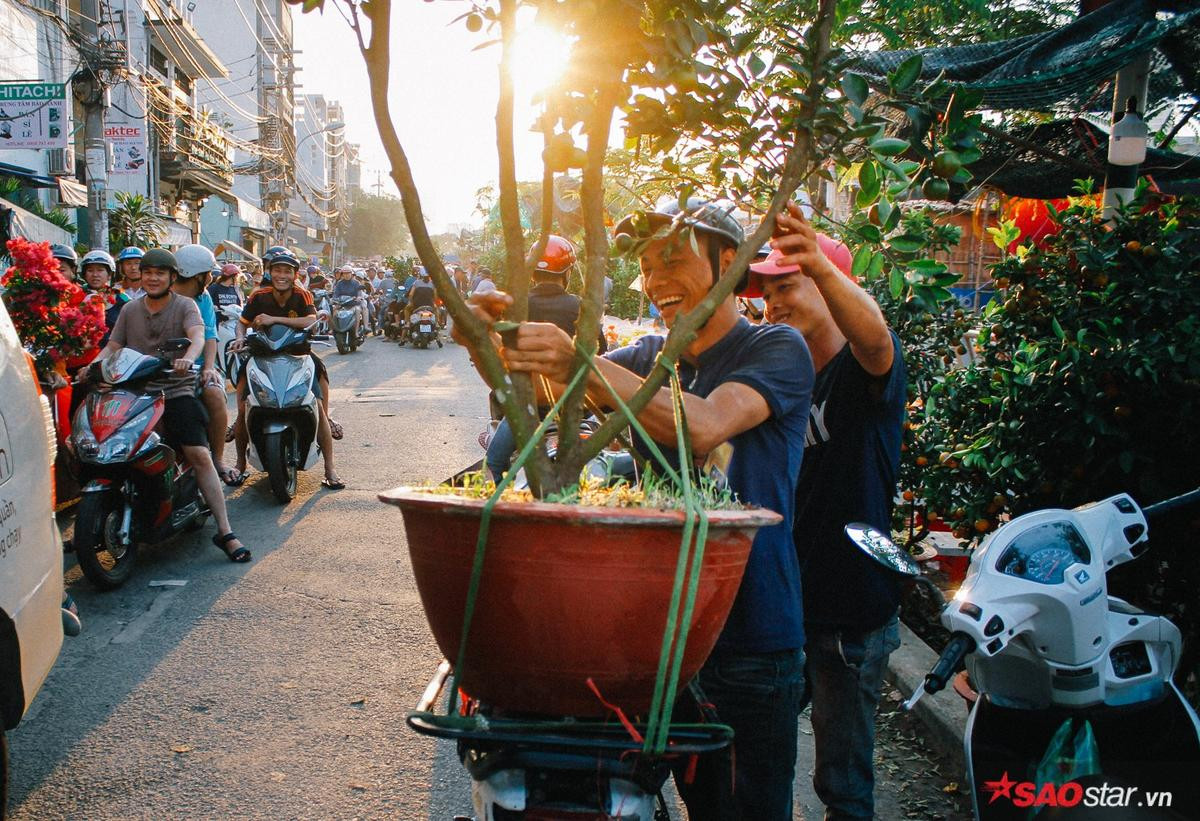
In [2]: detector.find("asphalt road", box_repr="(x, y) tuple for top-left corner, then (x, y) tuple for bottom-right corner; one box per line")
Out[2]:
(8, 331), (966, 820)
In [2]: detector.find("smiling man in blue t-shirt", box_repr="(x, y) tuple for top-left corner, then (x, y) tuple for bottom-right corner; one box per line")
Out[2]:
(746, 201), (907, 821)
(458, 199), (814, 820)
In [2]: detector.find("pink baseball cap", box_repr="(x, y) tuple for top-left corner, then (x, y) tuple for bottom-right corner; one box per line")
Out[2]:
(740, 233), (854, 298)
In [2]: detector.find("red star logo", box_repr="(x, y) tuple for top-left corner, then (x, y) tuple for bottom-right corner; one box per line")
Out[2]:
(983, 771), (1017, 804)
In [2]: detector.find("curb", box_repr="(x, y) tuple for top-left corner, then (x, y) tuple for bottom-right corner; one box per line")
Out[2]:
(884, 621), (968, 776)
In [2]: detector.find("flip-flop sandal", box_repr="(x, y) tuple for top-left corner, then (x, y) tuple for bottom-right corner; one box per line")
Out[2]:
(224, 423), (237, 443)
(212, 532), (251, 563)
(321, 477), (346, 490)
(219, 467), (245, 487)
(330, 420), (344, 440)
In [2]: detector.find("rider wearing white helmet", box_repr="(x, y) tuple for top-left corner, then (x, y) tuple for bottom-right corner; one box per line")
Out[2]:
(80, 249), (125, 345)
(172, 244), (238, 486)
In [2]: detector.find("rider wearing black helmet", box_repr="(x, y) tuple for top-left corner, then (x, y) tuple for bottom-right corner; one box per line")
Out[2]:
(457, 197), (816, 820)
(84, 248), (251, 563)
(228, 245), (344, 489)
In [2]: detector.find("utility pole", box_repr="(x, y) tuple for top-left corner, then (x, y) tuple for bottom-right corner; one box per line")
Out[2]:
(77, 0), (110, 251)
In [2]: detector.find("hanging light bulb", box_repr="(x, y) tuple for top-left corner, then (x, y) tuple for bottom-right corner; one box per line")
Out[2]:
(1108, 96), (1148, 167)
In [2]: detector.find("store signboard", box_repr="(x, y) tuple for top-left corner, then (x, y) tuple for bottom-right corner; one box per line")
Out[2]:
(0, 83), (67, 149)
(107, 124), (147, 175)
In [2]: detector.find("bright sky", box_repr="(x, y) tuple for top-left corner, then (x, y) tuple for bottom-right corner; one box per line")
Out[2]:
(293, 6), (572, 233)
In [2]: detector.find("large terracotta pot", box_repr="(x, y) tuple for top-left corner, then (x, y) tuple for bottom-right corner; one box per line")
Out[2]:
(379, 489), (781, 717)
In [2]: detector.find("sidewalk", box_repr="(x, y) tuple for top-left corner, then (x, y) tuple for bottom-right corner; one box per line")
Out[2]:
(884, 621), (969, 775)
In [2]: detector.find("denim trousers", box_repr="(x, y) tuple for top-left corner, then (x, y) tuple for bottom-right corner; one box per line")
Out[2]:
(673, 647), (806, 821)
(804, 615), (901, 821)
(485, 417), (515, 482)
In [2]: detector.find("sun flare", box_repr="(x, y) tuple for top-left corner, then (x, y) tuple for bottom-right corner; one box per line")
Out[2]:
(510, 24), (574, 96)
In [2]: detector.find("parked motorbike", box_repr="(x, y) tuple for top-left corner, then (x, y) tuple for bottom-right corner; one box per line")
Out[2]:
(242, 325), (329, 503)
(854, 488), (1200, 820)
(402, 306), (442, 349)
(69, 343), (208, 590)
(311, 288), (332, 336)
(215, 302), (242, 382)
(331, 295), (366, 354)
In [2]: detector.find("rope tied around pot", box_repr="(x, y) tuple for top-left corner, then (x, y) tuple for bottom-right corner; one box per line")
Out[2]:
(443, 344), (719, 759)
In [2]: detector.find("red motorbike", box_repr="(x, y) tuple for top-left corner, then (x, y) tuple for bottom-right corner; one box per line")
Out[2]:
(69, 342), (208, 590)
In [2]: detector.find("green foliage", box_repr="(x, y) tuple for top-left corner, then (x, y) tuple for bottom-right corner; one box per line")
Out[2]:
(0, 176), (77, 249)
(108, 192), (162, 250)
(910, 194), (1200, 528)
(345, 192), (411, 257)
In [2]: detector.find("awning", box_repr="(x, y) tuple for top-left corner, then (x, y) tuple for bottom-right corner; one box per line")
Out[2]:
(1, 202), (74, 246)
(56, 177), (88, 208)
(235, 197), (270, 231)
(213, 238), (259, 262)
(154, 217), (192, 246)
(0, 161), (58, 189)
(144, 0), (228, 79)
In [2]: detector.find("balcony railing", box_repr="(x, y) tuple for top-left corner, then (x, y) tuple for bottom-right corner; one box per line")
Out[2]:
(147, 80), (234, 189)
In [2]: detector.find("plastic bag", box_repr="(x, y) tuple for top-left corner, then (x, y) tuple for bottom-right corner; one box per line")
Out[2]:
(1031, 717), (1101, 809)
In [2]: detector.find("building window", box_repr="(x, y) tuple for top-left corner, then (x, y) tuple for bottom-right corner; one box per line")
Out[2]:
(176, 73), (193, 97)
(150, 46), (168, 77)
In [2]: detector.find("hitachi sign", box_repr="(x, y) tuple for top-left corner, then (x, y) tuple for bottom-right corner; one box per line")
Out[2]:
(0, 83), (64, 100)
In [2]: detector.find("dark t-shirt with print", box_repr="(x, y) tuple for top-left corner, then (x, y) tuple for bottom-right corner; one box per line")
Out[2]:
(794, 332), (907, 630)
(239, 287), (317, 351)
(604, 318), (813, 655)
(208, 282), (242, 309)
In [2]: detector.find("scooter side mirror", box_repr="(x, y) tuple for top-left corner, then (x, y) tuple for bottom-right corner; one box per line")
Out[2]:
(845, 523), (921, 578)
(160, 338), (190, 355)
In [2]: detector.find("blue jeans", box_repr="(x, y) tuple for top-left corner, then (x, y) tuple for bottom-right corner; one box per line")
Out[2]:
(804, 615), (901, 821)
(673, 648), (806, 821)
(485, 418), (515, 482)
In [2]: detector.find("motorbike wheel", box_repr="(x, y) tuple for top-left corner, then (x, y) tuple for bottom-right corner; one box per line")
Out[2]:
(335, 332), (350, 355)
(263, 430), (298, 503)
(74, 489), (137, 590)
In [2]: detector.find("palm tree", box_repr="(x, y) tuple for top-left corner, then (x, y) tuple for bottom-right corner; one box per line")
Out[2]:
(109, 192), (163, 250)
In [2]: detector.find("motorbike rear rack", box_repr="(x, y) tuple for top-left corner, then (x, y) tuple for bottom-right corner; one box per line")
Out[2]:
(408, 661), (733, 756)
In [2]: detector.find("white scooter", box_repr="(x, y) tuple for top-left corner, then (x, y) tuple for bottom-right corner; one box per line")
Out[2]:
(242, 325), (329, 503)
(852, 488), (1200, 820)
(216, 302), (242, 382)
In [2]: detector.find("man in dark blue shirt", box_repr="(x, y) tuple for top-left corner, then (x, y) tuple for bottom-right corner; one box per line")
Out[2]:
(461, 200), (814, 820)
(747, 201), (907, 821)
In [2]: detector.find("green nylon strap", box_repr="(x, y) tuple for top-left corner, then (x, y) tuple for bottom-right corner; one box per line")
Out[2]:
(447, 364), (590, 715)
(448, 348), (713, 760)
(576, 353), (709, 756)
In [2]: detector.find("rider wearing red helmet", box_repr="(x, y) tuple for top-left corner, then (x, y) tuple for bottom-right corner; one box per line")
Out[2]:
(527, 235), (604, 353)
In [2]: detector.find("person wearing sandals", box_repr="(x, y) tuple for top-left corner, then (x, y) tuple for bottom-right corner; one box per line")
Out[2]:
(227, 246), (345, 490)
(82, 248), (251, 563)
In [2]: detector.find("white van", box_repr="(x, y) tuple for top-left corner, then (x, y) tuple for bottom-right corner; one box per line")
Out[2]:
(0, 297), (65, 811)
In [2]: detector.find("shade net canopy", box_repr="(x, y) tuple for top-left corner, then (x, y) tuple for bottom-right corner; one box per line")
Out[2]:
(841, 0), (1200, 112)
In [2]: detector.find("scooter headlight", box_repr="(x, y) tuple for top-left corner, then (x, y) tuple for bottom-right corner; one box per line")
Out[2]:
(94, 406), (158, 463)
(248, 369), (277, 407)
(282, 374), (312, 407)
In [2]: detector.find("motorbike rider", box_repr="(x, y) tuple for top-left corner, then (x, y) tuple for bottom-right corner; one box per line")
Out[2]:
(404, 269), (436, 325)
(485, 236), (607, 481)
(80, 250), (128, 346)
(208, 263), (244, 309)
(82, 248), (251, 563)
(228, 246), (345, 490)
(117, 246), (145, 299)
(745, 202), (906, 821)
(331, 265), (370, 333)
(50, 244), (78, 281)
(456, 199), (814, 820)
(171, 245), (240, 487)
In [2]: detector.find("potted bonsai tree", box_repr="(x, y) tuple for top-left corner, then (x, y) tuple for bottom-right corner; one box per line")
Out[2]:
(288, 0), (974, 730)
